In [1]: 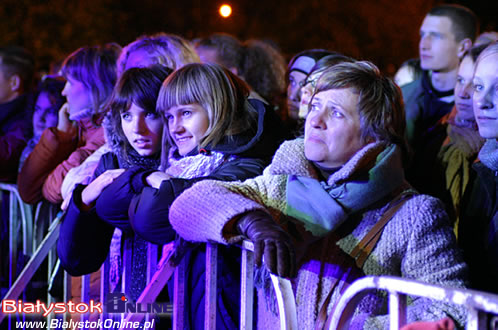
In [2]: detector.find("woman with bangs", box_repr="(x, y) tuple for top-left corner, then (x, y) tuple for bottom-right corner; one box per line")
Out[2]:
(80, 63), (285, 329)
(18, 44), (121, 205)
(119, 63), (286, 245)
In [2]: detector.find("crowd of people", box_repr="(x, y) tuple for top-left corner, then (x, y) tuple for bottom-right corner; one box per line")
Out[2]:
(1, 3), (498, 329)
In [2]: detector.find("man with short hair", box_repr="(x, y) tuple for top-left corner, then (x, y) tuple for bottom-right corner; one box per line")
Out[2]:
(403, 4), (478, 146)
(403, 5), (478, 193)
(0, 46), (34, 182)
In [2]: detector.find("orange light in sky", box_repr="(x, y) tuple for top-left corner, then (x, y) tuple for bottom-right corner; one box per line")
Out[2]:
(219, 4), (232, 18)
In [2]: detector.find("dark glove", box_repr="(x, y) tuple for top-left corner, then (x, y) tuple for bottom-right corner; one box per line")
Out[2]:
(237, 210), (297, 278)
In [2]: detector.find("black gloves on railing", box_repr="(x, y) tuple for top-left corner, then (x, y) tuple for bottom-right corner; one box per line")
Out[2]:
(236, 210), (297, 278)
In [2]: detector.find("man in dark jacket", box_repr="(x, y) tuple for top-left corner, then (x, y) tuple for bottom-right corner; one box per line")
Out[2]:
(0, 46), (34, 183)
(402, 5), (478, 193)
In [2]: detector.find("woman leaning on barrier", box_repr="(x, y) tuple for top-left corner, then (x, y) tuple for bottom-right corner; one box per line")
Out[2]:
(169, 61), (469, 329)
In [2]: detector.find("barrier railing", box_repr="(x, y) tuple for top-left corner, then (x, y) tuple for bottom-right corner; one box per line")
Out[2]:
(5, 181), (497, 330)
(0, 184), (33, 330)
(0, 194), (160, 330)
(117, 252), (498, 330)
(0, 183), (34, 286)
(328, 276), (498, 330)
(1, 184), (296, 329)
(0, 185), (71, 330)
(119, 240), (298, 330)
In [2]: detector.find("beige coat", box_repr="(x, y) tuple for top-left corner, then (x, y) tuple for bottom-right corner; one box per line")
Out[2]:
(170, 139), (468, 329)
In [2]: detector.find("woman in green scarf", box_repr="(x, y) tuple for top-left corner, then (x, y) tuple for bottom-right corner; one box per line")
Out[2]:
(169, 61), (468, 329)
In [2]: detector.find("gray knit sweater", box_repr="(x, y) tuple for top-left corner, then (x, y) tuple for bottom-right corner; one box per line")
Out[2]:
(170, 139), (468, 329)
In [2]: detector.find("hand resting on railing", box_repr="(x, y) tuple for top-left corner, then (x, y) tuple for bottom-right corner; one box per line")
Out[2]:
(236, 210), (297, 278)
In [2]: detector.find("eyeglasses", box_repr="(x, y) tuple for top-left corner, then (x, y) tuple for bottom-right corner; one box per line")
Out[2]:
(299, 75), (318, 89)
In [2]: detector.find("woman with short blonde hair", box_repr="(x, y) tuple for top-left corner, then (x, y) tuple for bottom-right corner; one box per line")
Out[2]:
(117, 33), (200, 75)
(157, 62), (258, 166)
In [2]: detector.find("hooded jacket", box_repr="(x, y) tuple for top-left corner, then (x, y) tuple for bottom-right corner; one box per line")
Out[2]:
(124, 98), (287, 244)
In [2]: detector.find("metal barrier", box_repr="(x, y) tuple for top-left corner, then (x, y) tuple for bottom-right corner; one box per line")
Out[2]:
(96, 233), (160, 329)
(0, 185), (163, 330)
(0, 197), (161, 330)
(119, 240), (298, 330)
(0, 186), (71, 330)
(4, 187), (498, 330)
(120, 257), (498, 330)
(0, 184), (296, 329)
(0, 184), (33, 330)
(328, 276), (498, 330)
(0, 183), (34, 286)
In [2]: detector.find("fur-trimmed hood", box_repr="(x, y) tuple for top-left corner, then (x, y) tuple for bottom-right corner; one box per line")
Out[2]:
(102, 111), (121, 158)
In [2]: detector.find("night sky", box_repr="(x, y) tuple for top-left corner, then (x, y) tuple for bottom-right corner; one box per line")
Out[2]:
(1, 0), (496, 75)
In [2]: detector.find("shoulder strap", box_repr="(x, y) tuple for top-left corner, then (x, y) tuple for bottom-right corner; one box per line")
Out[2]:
(350, 190), (415, 269)
(315, 188), (416, 330)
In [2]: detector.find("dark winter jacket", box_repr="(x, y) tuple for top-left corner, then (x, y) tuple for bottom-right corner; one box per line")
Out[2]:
(107, 98), (286, 330)
(108, 98), (287, 244)
(0, 95), (32, 183)
(459, 161), (498, 294)
(402, 71), (454, 147)
(57, 152), (121, 275)
(57, 98), (286, 329)
(402, 71), (454, 195)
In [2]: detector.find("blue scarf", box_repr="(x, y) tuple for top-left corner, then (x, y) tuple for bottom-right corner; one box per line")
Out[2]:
(285, 143), (405, 236)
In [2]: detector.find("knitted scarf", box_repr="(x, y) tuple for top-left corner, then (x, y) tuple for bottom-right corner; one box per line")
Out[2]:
(111, 148), (160, 294)
(479, 139), (498, 172)
(285, 142), (406, 236)
(439, 124), (484, 237)
(69, 107), (93, 121)
(116, 147), (161, 170)
(164, 147), (236, 266)
(164, 148), (234, 179)
(259, 140), (406, 314)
